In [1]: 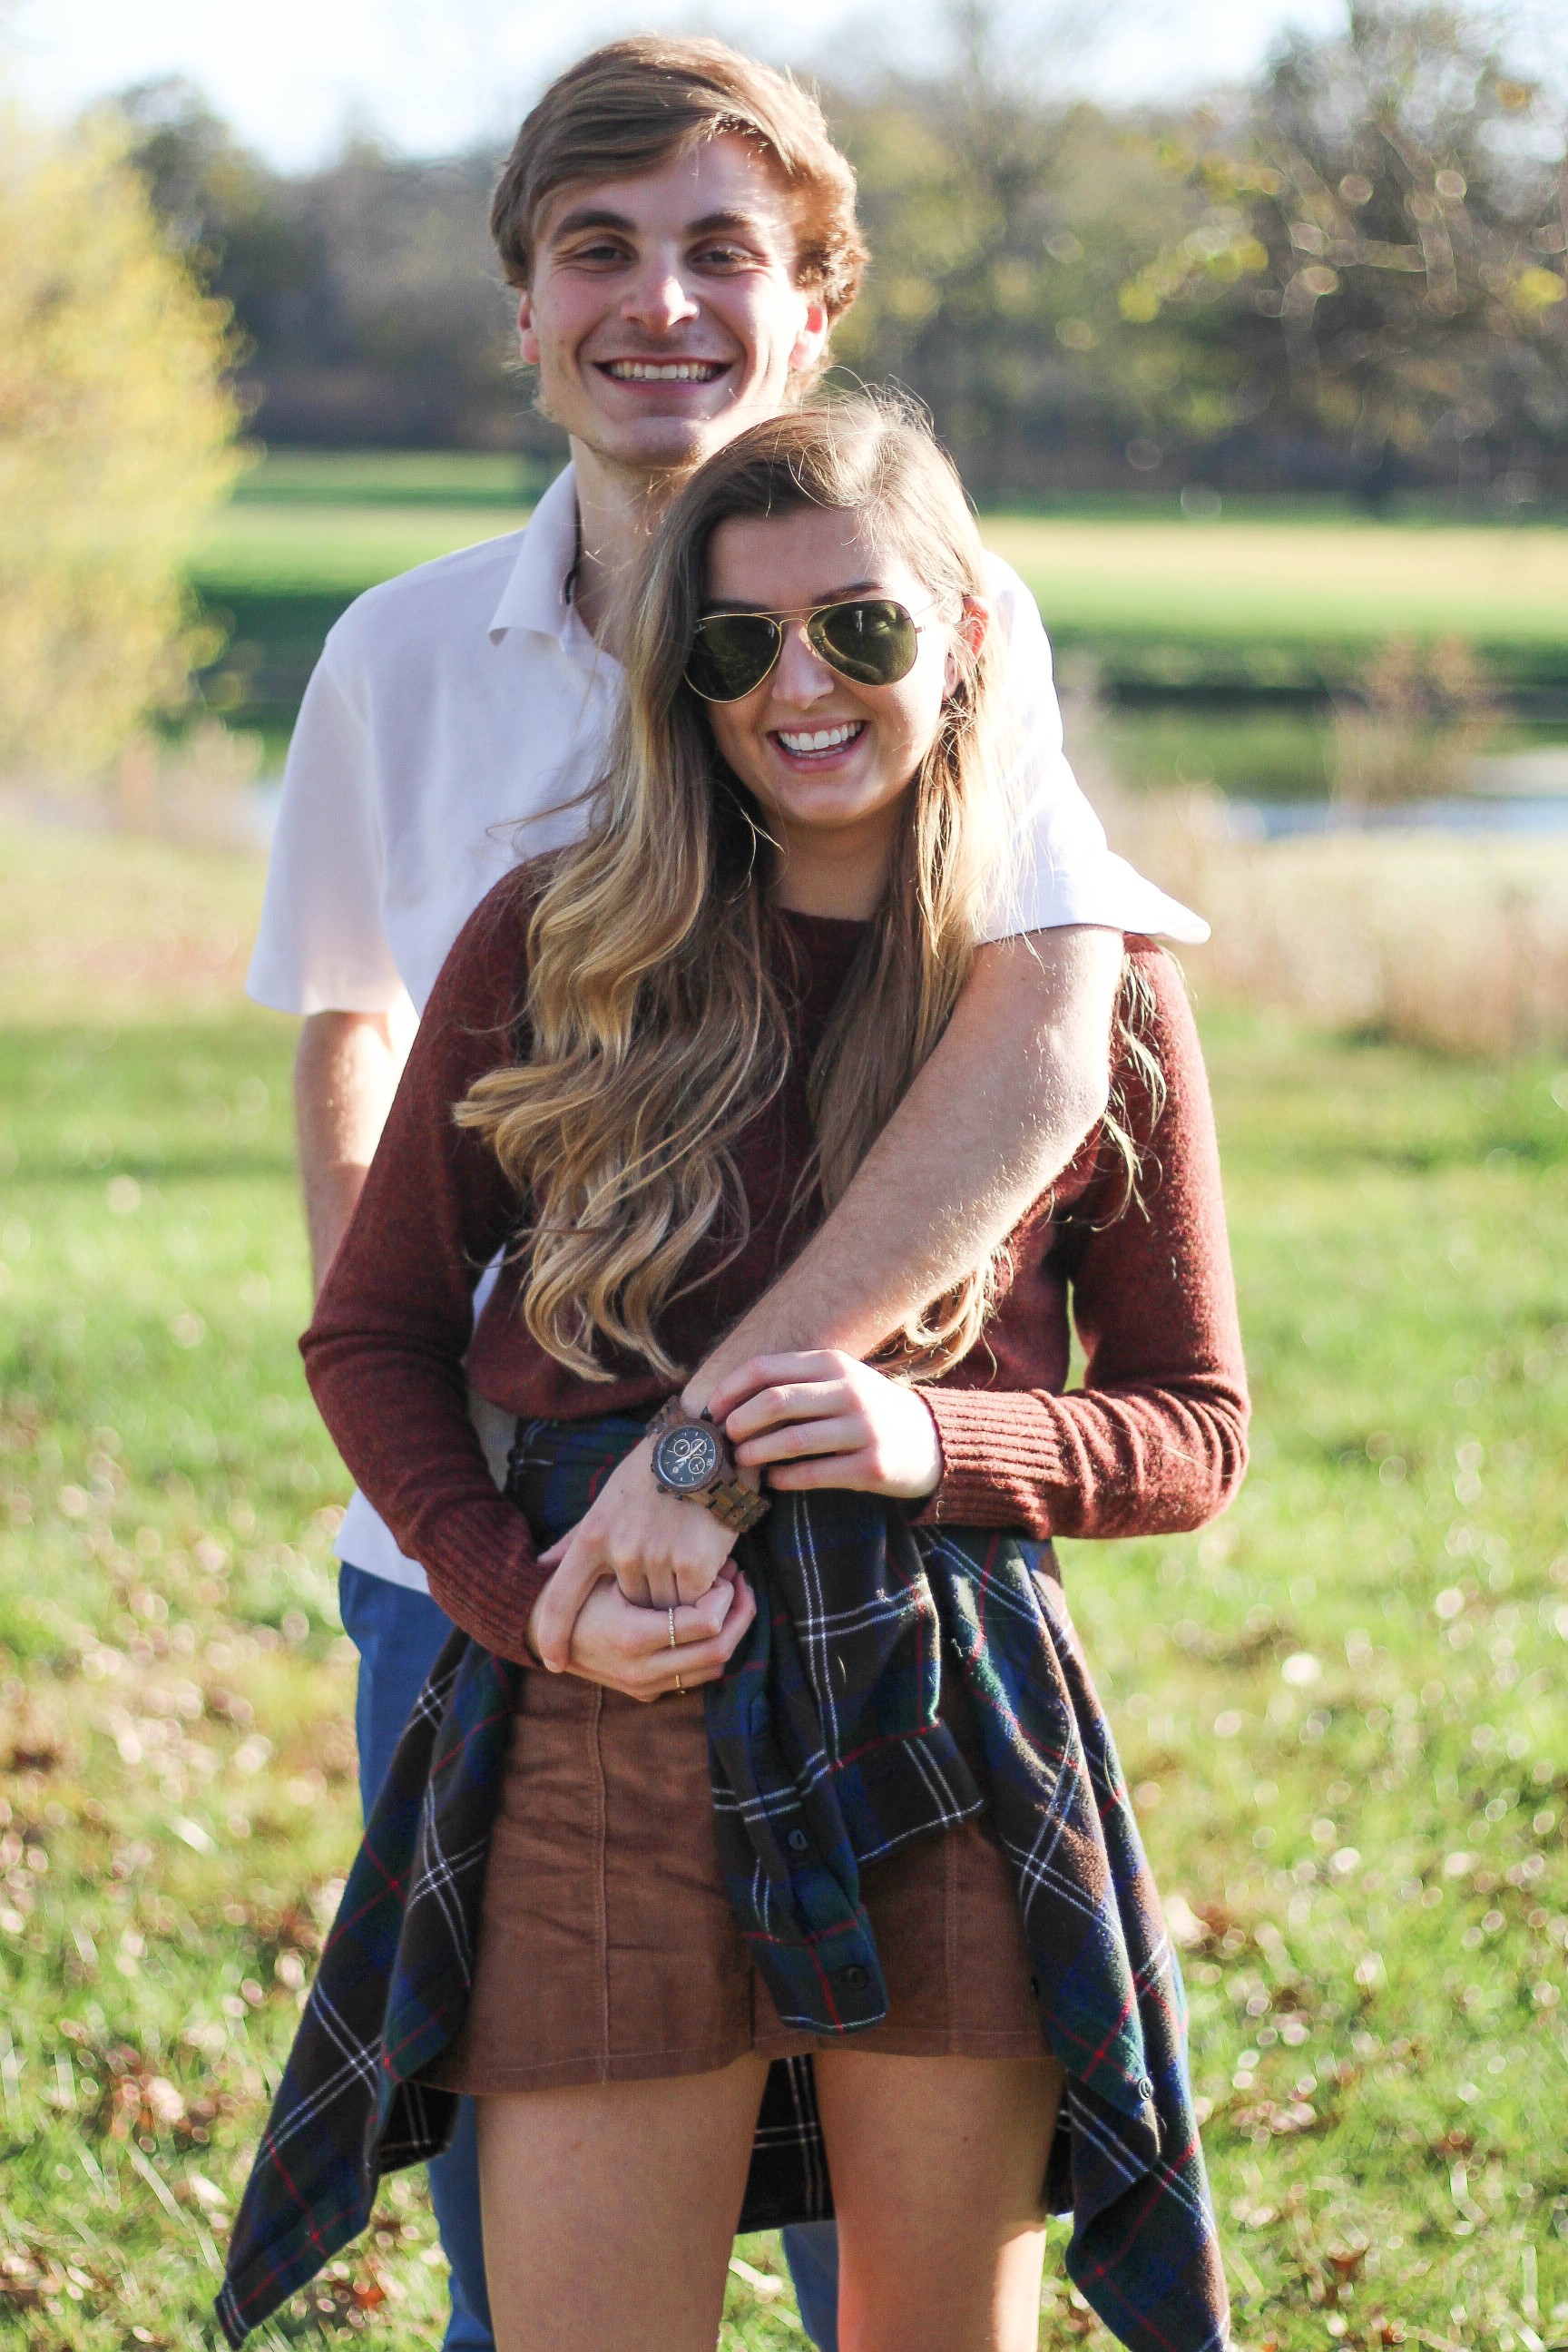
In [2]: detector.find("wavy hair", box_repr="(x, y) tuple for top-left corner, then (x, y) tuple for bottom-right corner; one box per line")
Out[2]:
(457, 396), (1023, 1383)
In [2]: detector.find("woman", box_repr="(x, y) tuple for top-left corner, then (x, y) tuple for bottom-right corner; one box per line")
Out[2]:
(225, 398), (1248, 2352)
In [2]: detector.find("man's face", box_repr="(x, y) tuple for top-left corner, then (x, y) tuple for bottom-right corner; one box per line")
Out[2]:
(518, 134), (829, 481)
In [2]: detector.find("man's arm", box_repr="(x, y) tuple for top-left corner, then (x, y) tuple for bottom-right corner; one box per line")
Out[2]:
(691, 926), (1121, 1407)
(530, 927), (1122, 1663)
(294, 1011), (406, 1298)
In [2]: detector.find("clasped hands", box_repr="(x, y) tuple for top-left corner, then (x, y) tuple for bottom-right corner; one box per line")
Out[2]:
(524, 1350), (942, 1701)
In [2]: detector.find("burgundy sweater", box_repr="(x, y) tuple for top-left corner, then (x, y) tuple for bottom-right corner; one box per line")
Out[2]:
(302, 877), (1250, 1663)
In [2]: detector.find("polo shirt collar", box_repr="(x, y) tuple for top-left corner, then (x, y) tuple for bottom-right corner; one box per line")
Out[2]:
(487, 461), (581, 641)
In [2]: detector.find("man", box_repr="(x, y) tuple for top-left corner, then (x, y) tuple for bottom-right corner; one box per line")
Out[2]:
(249, 35), (1204, 2352)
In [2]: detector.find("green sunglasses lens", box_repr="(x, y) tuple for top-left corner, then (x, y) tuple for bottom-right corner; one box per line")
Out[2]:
(811, 599), (919, 685)
(686, 614), (782, 701)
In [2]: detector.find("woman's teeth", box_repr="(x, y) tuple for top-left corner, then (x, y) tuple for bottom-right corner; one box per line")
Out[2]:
(604, 360), (722, 380)
(777, 722), (864, 754)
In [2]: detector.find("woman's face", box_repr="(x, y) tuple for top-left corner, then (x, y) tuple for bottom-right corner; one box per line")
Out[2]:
(699, 504), (987, 916)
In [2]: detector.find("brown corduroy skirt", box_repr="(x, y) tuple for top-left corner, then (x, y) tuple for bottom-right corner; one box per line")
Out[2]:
(426, 1665), (1047, 2095)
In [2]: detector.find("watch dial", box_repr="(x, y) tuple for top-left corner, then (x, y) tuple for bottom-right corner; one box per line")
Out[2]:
(656, 1424), (721, 1492)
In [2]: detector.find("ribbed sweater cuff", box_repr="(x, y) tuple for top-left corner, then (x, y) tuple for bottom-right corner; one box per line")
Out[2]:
(915, 1387), (1069, 1534)
(417, 1504), (547, 1666)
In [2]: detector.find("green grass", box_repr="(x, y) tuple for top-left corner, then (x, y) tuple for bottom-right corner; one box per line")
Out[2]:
(983, 514), (1568, 659)
(189, 453), (1568, 746)
(193, 469), (1568, 654)
(192, 503), (532, 600)
(230, 449), (554, 509)
(2, 826), (1566, 2348)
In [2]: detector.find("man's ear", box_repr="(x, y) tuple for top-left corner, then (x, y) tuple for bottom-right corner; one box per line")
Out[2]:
(516, 290), (541, 368)
(787, 295), (830, 379)
(944, 595), (992, 699)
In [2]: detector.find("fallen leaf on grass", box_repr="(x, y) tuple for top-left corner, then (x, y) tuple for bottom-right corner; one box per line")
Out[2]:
(1231, 2098), (1319, 2136)
(729, 2255), (784, 2300)
(0, 2248), (47, 2307)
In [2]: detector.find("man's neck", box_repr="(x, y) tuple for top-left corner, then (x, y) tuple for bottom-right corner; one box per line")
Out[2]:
(567, 436), (684, 652)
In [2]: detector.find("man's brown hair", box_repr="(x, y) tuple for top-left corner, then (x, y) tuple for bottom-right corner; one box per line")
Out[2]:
(490, 35), (867, 326)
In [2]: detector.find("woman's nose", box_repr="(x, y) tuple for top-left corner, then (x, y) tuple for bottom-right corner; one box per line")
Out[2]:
(771, 622), (838, 704)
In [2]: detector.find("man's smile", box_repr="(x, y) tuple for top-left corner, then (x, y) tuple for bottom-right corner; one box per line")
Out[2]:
(597, 358), (730, 382)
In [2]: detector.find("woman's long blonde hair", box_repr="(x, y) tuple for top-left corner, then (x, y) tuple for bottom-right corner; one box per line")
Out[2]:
(457, 396), (1020, 1384)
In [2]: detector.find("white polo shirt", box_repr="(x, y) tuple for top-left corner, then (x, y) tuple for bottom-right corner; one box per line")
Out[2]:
(250, 462), (1206, 1592)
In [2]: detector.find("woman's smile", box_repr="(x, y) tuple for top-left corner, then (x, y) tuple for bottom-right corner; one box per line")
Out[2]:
(769, 717), (867, 767)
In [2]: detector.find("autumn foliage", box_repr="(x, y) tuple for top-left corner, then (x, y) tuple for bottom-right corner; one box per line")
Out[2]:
(0, 105), (246, 783)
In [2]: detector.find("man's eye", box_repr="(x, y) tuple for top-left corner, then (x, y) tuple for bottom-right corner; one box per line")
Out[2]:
(567, 241), (628, 266)
(697, 243), (755, 270)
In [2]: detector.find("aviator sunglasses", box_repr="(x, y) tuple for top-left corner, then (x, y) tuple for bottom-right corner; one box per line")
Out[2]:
(684, 596), (924, 704)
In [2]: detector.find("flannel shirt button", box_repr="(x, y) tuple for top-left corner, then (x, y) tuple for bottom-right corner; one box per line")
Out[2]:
(1138, 2078), (1155, 2102)
(841, 1965), (869, 1990)
(787, 1829), (810, 1854)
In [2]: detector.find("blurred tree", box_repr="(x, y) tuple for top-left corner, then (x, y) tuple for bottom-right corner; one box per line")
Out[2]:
(0, 103), (245, 783)
(828, 1), (1201, 495)
(1120, 4), (1568, 496)
(116, 79), (527, 450)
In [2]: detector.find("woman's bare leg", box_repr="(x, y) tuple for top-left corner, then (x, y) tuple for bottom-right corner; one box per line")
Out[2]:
(812, 2051), (1064, 2352)
(476, 2055), (769, 2352)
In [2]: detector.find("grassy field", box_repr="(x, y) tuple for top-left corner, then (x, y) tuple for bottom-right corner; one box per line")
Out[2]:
(190, 450), (1568, 750)
(2, 820), (1566, 2349)
(195, 456), (1568, 646)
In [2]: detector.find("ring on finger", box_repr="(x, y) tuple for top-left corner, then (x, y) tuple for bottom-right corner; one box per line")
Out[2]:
(674, 1672), (685, 1695)
(667, 1607), (678, 1651)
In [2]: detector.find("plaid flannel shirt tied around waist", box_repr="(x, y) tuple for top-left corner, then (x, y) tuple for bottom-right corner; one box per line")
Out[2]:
(218, 1413), (1229, 2352)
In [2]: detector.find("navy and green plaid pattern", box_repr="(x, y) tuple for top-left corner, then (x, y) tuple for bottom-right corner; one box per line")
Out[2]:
(219, 1415), (1228, 2351)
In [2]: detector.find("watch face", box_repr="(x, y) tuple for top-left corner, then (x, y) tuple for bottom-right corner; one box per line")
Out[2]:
(654, 1422), (721, 1493)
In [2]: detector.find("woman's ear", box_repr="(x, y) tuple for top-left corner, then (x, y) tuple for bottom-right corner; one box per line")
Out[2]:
(943, 595), (992, 701)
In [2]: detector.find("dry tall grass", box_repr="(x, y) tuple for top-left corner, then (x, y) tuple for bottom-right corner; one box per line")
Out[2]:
(1072, 706), (1568, 1060)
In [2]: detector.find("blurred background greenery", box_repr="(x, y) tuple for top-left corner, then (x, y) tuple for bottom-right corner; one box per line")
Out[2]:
(2, 5), (1568, 2348)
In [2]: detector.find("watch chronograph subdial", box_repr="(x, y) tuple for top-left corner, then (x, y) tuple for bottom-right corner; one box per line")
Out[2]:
(655, 1425), (721, 1491)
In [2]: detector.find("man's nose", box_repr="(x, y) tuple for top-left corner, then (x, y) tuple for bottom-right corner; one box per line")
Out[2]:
(772, 623), (838, 704)
(621, 265), (701, 336)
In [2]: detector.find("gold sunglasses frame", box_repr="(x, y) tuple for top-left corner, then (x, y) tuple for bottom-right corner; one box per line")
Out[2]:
(684, 597), (930, 704)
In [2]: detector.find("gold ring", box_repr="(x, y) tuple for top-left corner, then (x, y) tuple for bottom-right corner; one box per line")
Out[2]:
(667, 1607), (678, 1650)
(674, 1672), (685, 1695)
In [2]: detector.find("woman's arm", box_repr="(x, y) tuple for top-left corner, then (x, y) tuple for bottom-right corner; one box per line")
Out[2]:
(726, 950), (1249, 1543)
(299, 887), (552, 1660)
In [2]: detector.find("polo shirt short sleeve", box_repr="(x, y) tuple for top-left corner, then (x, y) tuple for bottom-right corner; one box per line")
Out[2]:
(248, 643), (409, 1018)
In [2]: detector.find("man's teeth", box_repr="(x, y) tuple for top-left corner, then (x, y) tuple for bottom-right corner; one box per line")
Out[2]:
(605, 360), (722, 380)
(778, 722), (863, 753)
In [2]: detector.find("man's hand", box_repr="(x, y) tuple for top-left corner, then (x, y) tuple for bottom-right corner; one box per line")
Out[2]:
(715, 1350), (943, 1499)
(528, 1436), (740, 1667)
(527, 1560), (755, 1701)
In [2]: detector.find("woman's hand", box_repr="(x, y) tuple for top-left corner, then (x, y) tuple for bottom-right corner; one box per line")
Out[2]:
(527, 1557), (755, 1702)
(712, 1350), (944, 1500)
(529, 1435), (740, 1668)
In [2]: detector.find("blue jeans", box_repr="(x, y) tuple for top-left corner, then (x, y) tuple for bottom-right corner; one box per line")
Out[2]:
(782, 2221), (841, 2350)
(338, 1565), (842, 2351)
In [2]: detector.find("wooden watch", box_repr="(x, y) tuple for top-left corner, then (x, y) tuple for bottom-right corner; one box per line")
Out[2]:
(647, 1399), (771, 1534)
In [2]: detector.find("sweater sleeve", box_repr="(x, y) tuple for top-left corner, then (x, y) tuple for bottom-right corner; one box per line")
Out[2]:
(300, 878), (546, 1659)
(917, 949), (1250, 1541)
